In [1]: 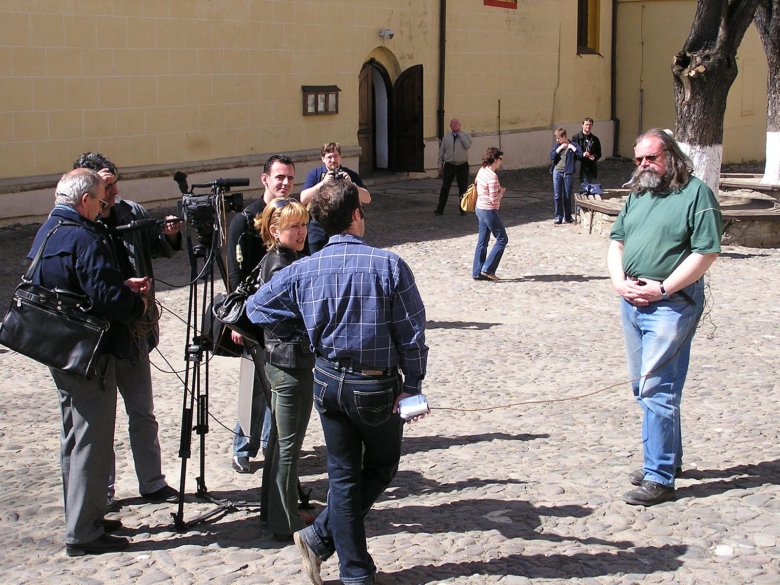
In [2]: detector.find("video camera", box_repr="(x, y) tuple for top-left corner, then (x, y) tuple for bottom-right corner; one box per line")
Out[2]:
(173, 172), (246, 247)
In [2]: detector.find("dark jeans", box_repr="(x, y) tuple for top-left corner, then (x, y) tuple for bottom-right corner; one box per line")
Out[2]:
(580, 163), (597, 192)
(437, 162), (470, 213)
(307, 219), (328, 254)
(299, 359), (403, 585)
(552, 170), (575, 222)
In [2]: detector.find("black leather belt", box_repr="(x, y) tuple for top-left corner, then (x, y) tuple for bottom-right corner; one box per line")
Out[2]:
(316, 357), (394, 377)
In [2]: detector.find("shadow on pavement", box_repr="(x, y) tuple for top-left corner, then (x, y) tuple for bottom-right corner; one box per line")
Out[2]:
(676, 458), (780, 501)
(383, 544), (687, 583)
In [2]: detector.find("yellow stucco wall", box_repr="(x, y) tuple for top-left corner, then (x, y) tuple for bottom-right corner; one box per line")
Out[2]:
(615, 0), (768, 162)
(0, 0), (613, 180)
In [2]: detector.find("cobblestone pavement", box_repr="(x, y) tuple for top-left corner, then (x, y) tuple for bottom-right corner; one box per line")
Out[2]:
(0, 161), (778, 584)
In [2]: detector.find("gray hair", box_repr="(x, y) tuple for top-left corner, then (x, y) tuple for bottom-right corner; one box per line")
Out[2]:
(54, 168), (102, 207)
(626, 128), (693, 192)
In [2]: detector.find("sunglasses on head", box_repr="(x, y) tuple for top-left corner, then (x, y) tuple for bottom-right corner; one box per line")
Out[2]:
(272, 198), (292, 209)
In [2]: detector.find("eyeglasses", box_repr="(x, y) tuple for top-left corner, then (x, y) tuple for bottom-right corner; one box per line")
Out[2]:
(97, 198), (109, 211)
(633, 152), (664, 166)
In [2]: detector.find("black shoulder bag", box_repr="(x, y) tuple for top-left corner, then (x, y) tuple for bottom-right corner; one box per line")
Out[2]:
(0, 221), (111, 379)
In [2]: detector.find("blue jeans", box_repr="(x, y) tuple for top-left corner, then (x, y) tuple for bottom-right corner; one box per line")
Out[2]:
(299, 359), (403, 585)
(552, 170), (575, 221)
(233, 366), (271, 457)
(473, 208), (508, 278)
(620, 279), (705, 487)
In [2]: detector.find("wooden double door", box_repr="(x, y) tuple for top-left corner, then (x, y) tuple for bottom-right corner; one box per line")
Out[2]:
(358, 62), (424, 176)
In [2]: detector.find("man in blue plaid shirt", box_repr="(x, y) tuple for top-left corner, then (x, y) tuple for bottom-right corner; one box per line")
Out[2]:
(247, 181), (428, 585)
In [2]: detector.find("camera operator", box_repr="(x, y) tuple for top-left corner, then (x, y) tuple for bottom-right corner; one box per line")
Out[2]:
(225, 154), (296, 473)
(29, 168), (148, 556)
(74, 152), (182, 509)
(300, 142), (371, 253)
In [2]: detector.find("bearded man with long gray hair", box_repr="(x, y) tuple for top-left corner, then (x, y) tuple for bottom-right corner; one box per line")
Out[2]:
(607, 128), (722, 507)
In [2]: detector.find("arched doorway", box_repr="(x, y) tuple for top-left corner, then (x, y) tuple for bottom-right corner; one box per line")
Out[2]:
(358, 60), (391, 176)
(358, 52), (424, 176)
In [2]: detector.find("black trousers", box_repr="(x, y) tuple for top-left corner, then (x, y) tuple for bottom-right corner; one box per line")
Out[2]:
(437, 162), (470, 212)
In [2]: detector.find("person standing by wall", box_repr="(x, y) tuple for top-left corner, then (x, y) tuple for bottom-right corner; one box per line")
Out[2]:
(300, 143), (370, 253)
(549, 128), (582, 224)
(571, 118), (602, 191)
(435, 118), (473, 216)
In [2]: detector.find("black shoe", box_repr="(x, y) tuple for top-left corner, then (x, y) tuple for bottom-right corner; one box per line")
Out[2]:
(102, 518), (123, 533)
(629, 467), (683, 487)
(473, 274), (489, 281)
(433, 209), (443, 216)
(273, 533), (294, 542)
(564, 218), (574, 224)
(623, 480), (676, 506)
(141, 485), (179, 503)
(106, 497), (122, 513)
(232, 455), (251, 473)
(554, 219), (562, 225)
(66, 534), (129, 557)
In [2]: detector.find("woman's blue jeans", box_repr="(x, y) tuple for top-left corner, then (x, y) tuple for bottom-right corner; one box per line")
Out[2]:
(552, 170), (575, 221)
(620, 279), (705, 487)
(473, 208), (508, 278)
(298, 360), (403, 585)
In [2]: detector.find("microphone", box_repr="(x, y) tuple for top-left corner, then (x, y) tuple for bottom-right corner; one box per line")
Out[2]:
(111, 217), (182, 233)
(191, 178), (250, 189)
(173, 171), (190, 194)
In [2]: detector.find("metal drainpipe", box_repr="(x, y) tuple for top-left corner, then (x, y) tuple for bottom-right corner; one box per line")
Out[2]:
(610, 0), (619, 156)
(437, 0), (446, 140)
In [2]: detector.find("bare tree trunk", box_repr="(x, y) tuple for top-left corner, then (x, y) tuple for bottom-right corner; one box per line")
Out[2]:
(672, 0), (759, 192)
(755, 0), (780, 185)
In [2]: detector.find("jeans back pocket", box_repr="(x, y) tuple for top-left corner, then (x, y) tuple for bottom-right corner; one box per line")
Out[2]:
(353, 383), (397, 427)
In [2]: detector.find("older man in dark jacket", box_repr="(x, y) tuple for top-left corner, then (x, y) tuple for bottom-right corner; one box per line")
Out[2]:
(29, 168), (148, 556)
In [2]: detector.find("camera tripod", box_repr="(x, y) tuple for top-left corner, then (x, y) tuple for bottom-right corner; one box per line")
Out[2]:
(170, 226), (269, 531)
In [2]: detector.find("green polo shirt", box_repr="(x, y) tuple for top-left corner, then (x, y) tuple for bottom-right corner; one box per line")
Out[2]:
(610, 176), (722, 281)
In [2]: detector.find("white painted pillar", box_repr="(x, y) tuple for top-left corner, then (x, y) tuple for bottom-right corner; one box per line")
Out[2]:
(760, 131), (780, 186)
(679, 142), (722, 194)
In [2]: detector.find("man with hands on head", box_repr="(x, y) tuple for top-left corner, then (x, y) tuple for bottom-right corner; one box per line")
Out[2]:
(300, 142), (371, 253)
(607, 128), (722, 507)
(247, 180), (428, 585)
(73, 152), (182, 510)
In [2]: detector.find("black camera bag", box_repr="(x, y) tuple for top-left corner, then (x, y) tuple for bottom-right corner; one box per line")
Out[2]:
(0, 221), (111, 379)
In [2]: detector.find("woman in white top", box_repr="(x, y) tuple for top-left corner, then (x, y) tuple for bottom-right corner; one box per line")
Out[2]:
(472, 147), (508, 281)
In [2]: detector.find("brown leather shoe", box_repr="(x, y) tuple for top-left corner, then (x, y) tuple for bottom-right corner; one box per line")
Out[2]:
(623, 480), (676, 506)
